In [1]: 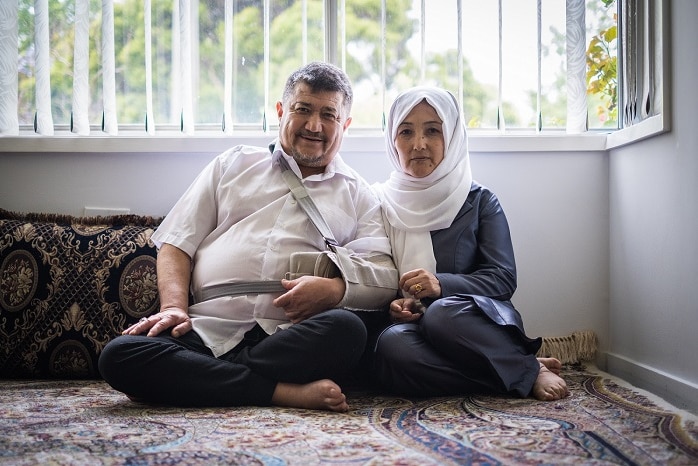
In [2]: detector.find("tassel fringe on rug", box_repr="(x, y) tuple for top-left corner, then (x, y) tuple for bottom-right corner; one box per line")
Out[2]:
(538, 330), (598, 364)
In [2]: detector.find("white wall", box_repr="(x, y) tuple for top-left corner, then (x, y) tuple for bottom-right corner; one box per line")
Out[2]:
(0, 145), (610, 356)
(606, 0), (698, 414)
(354, 149), (610, 347)
(478, 152), (609, 347)
(0, 151), (216, 217)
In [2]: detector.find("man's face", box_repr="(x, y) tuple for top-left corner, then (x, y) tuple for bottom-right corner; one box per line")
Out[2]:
(276, 82), (352, 176)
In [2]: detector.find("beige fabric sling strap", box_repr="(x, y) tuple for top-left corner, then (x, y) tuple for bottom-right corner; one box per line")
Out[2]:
(277, 156), (341, 251)
(195, 280), (287, 302)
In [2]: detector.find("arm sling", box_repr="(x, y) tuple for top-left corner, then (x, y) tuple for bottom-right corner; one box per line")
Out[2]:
(196, 157), (348, 303)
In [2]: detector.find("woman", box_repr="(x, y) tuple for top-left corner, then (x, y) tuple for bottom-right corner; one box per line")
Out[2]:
(372, 86), (568, 401)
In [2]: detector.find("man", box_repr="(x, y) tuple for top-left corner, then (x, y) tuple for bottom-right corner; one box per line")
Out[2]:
(98, 62), (397, 412)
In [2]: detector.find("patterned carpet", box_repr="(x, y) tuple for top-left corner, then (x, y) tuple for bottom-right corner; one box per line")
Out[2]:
(1, 365), (696, 465)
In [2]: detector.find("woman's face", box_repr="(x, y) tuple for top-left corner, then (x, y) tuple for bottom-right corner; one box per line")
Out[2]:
(394, 100), (445, 178)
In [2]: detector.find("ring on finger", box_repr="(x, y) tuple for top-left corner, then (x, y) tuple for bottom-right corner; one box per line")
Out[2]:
(413, 283), (423, 294)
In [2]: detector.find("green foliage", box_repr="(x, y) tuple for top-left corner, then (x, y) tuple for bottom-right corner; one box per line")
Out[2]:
(586, 1), (618, 127)
(587, 24), (617, 126)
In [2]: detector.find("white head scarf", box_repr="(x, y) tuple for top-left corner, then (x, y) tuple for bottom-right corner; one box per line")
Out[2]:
(375, 87), (472, 275)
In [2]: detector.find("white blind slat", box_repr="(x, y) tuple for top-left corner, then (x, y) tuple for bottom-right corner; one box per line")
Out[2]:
(456, 0), (463, 110)
(497, 0), (504, 131)
(144, 0), (155, 134)
(301, 0), (307, 64)
(180, 0), (194, 134)
(34, 0), (54, 135)
(171, 0), (181, 124)
(223, 0), (233, 133)
(339, 0), (346, 70)
(72, 0), (90, 135)
(102, 0), (118, 134)
(324, 0), (336, 66)
(419, 0), (425, 83)
(640, 0), (651, 120)
(623, 0), (635, 125)
(649, 0), (662, 116)
(263, 0), (270, 131)
(380, 0), (386, 130)
(566, 0), (587, 134)
(0, 1), (19, 135)
(537, 0), (542, 132)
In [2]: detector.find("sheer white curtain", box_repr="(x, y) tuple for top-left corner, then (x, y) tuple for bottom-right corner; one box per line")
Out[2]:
(566, 0), (587, 134)
(179, 0), (194, 134)
(72, 0), (90, 135)
(144, 0), (155, 134)
(101, 0), (117, 134)
(0, 2), (19, 136)
(34, 0), (54, 135)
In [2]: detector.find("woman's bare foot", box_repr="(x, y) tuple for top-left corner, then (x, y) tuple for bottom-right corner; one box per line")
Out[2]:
(272, 379), (349, 412)
(537, 357), (563, 375)
(532, 363), (570, 401)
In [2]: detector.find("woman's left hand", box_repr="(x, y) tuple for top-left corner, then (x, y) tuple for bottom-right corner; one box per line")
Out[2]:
(399, 268), (441, 299)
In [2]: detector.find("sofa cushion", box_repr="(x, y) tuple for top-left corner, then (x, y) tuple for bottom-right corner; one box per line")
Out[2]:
(0, 209), (162, 379)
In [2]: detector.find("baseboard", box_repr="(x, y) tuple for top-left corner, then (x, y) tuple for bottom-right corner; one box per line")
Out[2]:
(604, 352), (698, 416)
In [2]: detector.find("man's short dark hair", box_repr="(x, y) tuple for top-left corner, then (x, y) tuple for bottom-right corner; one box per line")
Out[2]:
(283, 62), (353, 114)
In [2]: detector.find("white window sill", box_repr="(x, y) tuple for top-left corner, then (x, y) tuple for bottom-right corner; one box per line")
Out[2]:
(0, 115), (667, 154)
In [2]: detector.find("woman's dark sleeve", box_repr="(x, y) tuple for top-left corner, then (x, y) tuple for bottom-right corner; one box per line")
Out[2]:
(435, 189), (517, 301)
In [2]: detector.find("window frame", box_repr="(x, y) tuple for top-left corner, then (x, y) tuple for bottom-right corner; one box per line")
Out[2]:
(0, 0), (670, 154)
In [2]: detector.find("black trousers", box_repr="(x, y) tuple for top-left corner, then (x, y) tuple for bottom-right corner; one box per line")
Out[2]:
(98, 309), (366, 407)
(373, 297), (540, 398)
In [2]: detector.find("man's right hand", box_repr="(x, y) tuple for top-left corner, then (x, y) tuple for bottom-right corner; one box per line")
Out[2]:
(122, 307), (192, 337)
(273, 276), (346, 323)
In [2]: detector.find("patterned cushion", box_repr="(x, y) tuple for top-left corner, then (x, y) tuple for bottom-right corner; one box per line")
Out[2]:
(0, 210), (163, 379)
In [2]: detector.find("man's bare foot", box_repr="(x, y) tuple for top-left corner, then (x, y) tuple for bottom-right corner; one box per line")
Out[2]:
(537, 357), (563, 375)
(531, 363), (570, 401)
(272, 379), (349, 412)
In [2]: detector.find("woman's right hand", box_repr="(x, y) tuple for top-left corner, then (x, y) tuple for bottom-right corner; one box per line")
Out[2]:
(389, 298), (424, 323)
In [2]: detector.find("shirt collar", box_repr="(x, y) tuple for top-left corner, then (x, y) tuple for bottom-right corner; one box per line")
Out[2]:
(268, 139), (355, 181)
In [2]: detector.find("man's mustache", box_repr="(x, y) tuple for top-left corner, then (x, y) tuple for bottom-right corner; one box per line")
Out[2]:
(297, 131), (325, 141)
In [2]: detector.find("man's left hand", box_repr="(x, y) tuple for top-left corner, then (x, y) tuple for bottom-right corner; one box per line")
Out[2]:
(273, 276), (346, 323)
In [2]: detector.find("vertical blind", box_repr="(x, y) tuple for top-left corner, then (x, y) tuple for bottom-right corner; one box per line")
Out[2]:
(0, 0), (656, 137)
(566, 0), (587, 133)
(620, 0), (660, 127)
(72, 0), (90, 135)
(34, 0), (54, 135)
(0, 2), (19, 135)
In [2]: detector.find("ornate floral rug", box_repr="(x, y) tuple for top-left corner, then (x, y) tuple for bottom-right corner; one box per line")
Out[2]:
(1, 365), (696, 465)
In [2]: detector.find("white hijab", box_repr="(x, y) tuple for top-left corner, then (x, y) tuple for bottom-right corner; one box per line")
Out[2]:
(375, 87), (472, 275)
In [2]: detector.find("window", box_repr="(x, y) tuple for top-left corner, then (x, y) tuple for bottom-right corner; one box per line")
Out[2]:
(0, 0), (668, 143)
